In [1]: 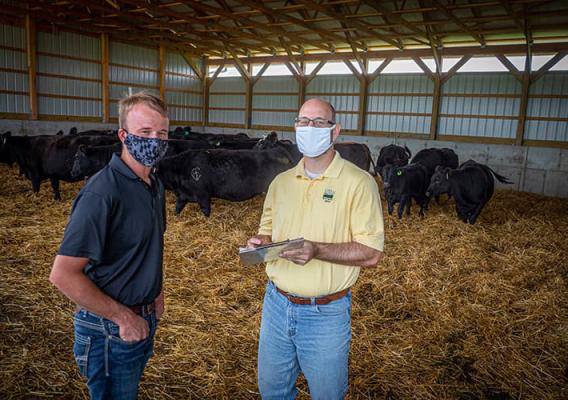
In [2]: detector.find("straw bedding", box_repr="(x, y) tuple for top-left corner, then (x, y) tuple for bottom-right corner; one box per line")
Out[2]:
(0, 163), (567, 399)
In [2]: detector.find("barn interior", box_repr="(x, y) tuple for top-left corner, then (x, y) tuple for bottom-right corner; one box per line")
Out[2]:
(1, 1), (568, 399)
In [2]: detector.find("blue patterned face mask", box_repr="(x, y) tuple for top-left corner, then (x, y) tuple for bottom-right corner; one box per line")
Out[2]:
(123, 131), (168, 167)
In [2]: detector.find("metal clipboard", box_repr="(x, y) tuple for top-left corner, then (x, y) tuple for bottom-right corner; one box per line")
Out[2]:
(239, 238), (305, 265)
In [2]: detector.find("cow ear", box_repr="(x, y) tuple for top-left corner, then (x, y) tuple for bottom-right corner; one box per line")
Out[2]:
(78, 144), (86, 153)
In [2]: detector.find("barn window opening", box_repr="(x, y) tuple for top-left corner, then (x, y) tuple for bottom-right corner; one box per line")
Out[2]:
(208, 65), (241, 78)
(252, 63), (293, 77)
(458, 56), (509, 72)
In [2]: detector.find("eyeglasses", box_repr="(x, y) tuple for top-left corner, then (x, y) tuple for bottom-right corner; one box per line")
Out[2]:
(294, 117), (335, 128)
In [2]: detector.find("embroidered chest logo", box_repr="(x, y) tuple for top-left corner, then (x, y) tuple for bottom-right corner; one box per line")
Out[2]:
(191, 167), (202, 181)
(323, 188), (335, 203)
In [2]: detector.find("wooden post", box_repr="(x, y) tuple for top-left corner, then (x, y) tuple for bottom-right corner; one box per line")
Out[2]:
(159, 44), (166, 101)
(357, 76), (368, 135)
(25, 15), (38, 120)
(516, 48), (532, 145)
(101, 33), (110, 123)
(429, 75), (442, 140)
(202, 77), (210, 127)
(245, 62), (253, 129)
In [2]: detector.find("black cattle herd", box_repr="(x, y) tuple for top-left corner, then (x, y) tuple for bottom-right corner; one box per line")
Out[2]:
(0, 127), (512, 224)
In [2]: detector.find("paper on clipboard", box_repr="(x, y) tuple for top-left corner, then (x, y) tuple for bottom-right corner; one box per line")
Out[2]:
(239, 238), (304, 265)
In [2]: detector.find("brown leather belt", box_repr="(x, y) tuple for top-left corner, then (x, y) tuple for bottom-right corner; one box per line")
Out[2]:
(75, 301), (155, 316)
(276, 286), (349, 305)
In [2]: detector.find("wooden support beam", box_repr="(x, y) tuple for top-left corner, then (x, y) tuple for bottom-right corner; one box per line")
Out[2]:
(304, 61), (326, 86)
(101, 33), (110, 123)
(245, 79), (253, 128)
(25, 15), (37, 120)
(531, 52), (567, 83)
(368, 58), (392, 83)
(429, 75), (442, 140)
(343, 60), (362, 80)
(228, 48), (251, 82)
(203, 62), (225, 126)
(159, 44), (166, 101)
(412, 56), (435, 81)
(252, 63), (270, 85)
(496, 54), (523, 82)
(181, 53), (204, 81)
(516, 47), (531, 146)
(431, 0), (486, 46)
(440, 55), (472, 85)
(357, 76), (368, 135)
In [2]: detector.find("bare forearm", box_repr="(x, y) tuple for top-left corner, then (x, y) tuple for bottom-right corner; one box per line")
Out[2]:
(313, 241), (382, 267)
(50, 260), (129, 324)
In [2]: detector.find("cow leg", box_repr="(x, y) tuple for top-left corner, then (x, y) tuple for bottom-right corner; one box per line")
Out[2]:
(387, 198), (394, 216)
(31, 175), (41, 194)
(468, 202), (486, 225)
(197, 195), (211, 217)
(50, 178), (61, 201)
(405, 197), (412, 217)
(175, 197), (187, 216)
(397, 197), (407, 219)
(435, 194), (441, 205)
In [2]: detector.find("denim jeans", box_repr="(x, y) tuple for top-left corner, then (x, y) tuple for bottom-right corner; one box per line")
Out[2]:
(258, 281), (352, 400)
(73, 308), (158, 400)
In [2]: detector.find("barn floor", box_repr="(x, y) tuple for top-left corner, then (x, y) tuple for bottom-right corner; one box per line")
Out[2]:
(0, 163), (567, 400)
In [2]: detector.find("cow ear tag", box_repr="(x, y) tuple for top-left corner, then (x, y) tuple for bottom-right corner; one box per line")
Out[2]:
(396, 170), (402, 176)
(445, 171), (449, 179)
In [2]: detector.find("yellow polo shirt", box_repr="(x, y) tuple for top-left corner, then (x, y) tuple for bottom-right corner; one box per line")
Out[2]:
(258, 151), (385, 297)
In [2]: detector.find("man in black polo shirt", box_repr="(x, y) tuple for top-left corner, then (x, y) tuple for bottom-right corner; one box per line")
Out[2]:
(50, 92), (169, 400)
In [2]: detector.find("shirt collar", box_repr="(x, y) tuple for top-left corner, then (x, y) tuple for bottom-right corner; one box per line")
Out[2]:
(295, 151), (345, 180)
(109, 153), (140, 180)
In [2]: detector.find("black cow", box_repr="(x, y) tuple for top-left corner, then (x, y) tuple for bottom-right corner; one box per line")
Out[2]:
(156, 147), (294, 216)
(411, 147), (459, 178)
(426, 160), (513, 224)
(383, 163), (430, 219)
(375, 144), (412, 177)
(2, 133), (118, 199)
(69, 127), (115, 136)
(254, 132), (374, 173)
(71, 139), (214, 179)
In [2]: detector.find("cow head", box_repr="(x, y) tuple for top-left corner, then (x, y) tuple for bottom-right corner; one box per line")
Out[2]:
(71, 144), (90, 178)
(254, 131), (279, 150)
(426, 166), (451, 197)
(69, 127), (78, 135)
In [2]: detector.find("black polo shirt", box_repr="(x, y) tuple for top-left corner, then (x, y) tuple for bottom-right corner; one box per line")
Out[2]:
(58, 153), (166, 306)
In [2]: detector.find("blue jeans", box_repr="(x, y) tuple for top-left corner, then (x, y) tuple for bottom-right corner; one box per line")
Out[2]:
(73, 308), (158, 400)
(258, 281), (352, 400)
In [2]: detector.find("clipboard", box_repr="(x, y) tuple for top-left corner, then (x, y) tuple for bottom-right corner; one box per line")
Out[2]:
(239, 238), (304, 265)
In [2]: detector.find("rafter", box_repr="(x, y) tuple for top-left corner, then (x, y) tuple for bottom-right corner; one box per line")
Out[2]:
(193, 0), (344, 52)
(297, 0), (404, 49)
(430, 0), (486, 46)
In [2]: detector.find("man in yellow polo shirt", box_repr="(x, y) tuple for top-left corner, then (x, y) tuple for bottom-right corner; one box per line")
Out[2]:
(247, 98), (385, 399)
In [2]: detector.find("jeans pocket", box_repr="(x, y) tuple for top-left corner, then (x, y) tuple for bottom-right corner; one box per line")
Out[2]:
(73, 332), (91, 377)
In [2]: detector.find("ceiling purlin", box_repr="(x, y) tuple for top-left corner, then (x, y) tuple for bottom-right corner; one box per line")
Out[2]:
(417, 0), (442, 73)
(185, 0), (333, 51)
(211, 0), (270, 56)
(362, 0), (440, 48)
(296, 0), (405, 49)
(116, 0), (280, 55)
(466, 0), (486, 45)
(231, 0), (354, 51)
(24, 0), (217, 54)
(498, 0), (527, 33)
(430, 0), (486, 46)
(11, 1), (205, 55)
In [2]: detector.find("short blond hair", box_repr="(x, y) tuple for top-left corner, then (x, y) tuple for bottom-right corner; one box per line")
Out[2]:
(118, 91), (168, 130)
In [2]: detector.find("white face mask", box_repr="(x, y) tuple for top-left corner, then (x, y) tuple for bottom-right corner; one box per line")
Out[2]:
(295, 125), (335, 158)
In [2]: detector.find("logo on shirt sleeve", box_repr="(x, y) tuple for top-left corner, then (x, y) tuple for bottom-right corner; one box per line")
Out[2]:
(323, 188), (335, 203)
